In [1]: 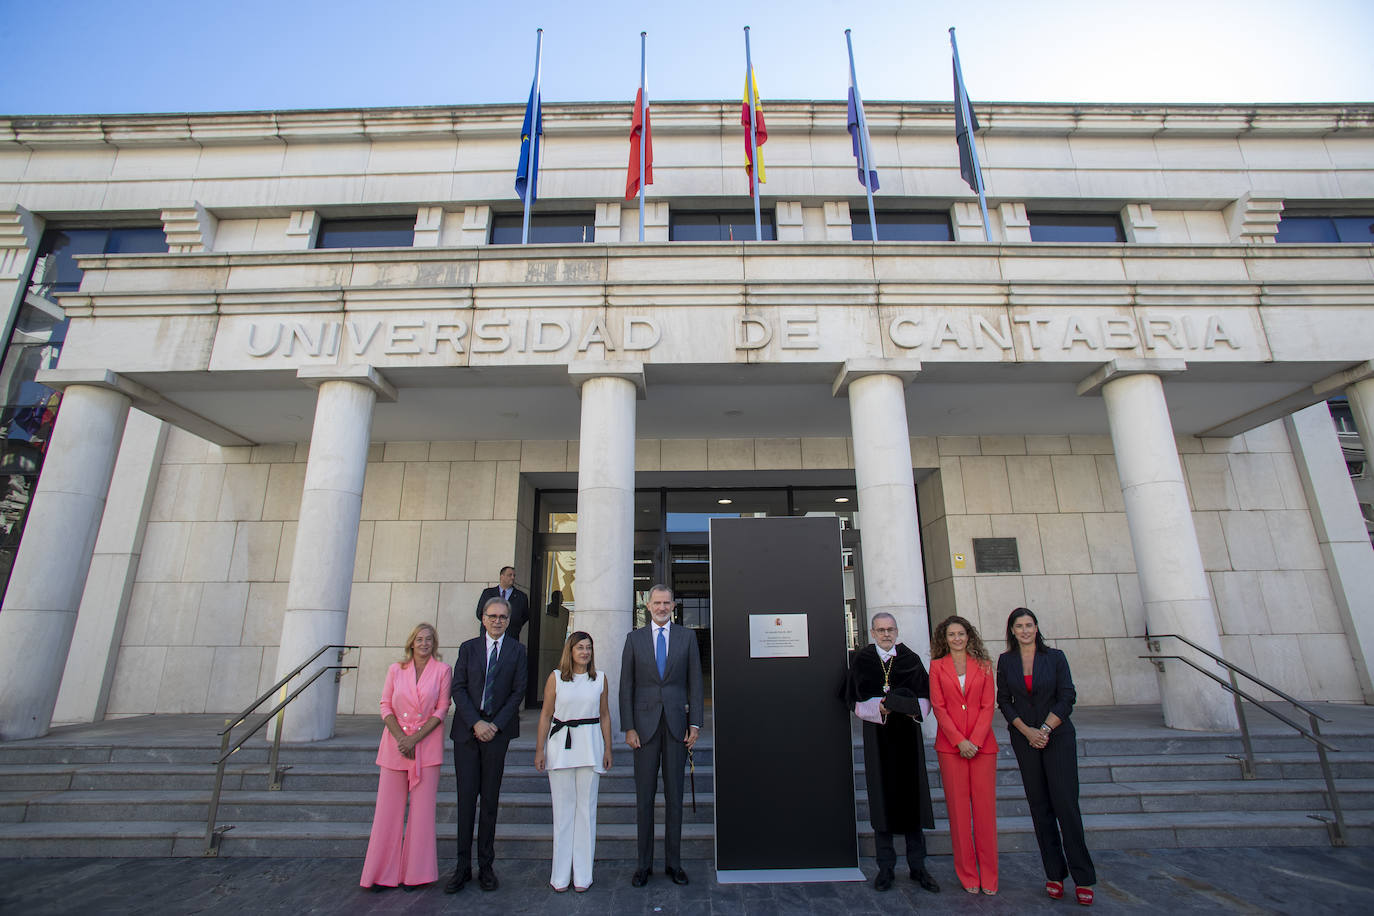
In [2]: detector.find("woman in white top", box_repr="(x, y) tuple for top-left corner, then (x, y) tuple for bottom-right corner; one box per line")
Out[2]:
(535, 630), (613, 893)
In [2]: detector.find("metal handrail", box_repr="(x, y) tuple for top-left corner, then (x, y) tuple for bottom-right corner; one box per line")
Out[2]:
(1141, 633), (1346, 846)
(204, 643), (357, 856)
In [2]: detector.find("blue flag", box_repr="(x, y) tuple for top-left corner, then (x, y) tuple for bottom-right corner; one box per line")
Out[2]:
(953, 59), (981, 193)
(516, 83), (542, 203)
(847, 73), (878, 191)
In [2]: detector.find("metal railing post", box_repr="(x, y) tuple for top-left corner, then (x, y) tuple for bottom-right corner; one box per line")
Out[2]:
(267, 683), (288, 791)
(1228, 668), (1256, 779)
(1310, 713), (1347, 846)
(203, 724), (233, 856)
(203, 643), (357, 855)
(1140, 633), (1344, 846)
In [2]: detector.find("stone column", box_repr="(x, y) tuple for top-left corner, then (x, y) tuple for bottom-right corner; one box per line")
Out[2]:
(835, 360), (930, 660)
(0, 377), (132, 739)
(273, 366), (395, 742)
(1334, 363), (1374, 466)
(569, 361), (643, 733)
(1079, 360), (1236, 731)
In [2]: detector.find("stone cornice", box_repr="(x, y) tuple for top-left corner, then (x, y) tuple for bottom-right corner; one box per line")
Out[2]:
(3, 101), (1372, 149)
(57, 242), (1374, 319)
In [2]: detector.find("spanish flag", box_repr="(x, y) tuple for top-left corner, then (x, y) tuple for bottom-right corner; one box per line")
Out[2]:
(741, 68), (767, 194)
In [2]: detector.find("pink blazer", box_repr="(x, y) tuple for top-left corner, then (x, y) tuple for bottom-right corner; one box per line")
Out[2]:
(376, 659), (452, 786)
(929, 654), (998, 756)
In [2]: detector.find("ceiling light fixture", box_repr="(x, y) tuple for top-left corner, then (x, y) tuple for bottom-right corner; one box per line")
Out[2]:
(717, 498), (733, 505)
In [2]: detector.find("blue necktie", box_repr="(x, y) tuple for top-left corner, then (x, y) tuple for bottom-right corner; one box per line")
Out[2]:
(656, 627), (667, 679)
(482, 641), (498, 712)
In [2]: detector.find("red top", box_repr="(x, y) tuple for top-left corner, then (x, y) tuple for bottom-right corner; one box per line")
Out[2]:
(1024, 674), (1033, 692)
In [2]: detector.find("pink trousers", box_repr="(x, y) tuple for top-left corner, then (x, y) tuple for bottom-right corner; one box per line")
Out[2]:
(359, 764), (439, 888)
(938, 751), (999, 893)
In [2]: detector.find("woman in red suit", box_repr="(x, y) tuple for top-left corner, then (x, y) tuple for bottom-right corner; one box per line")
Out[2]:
(360, 622), (452, 891)
(929, 615), (998, 895)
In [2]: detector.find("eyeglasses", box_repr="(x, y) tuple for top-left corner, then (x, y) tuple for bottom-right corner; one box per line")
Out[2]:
(873, 627), (897, 634)
(484, 614), (510, 621)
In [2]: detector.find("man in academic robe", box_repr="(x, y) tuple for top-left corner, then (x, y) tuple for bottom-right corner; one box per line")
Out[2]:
(845, 611), (941, 894)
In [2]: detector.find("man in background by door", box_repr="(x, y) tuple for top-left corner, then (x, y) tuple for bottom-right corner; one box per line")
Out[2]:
(475, 566), (530, 643)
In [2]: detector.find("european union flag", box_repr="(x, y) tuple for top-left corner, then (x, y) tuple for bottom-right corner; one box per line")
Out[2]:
(516, 83), (542, 203)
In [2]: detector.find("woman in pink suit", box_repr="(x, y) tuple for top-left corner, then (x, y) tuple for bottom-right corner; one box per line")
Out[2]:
(929, 615), (999, 895)
(360, 622), (452, 891)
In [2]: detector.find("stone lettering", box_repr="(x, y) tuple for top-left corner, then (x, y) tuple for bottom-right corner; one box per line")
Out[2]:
(473, 317), (511, 353)
(577, 316), (616, 352)
(246, 322), (282, 356)
(284, 321), (326, 357)
(348, 320), (382, 353)
(736, 316), (772, 350)
(385, 320), (424, 355)
(1012, 316), (1052, 350)
(932, 317), (969, 349)
(623, 317), (661, 351)
(1142, 316), (1182, 350)
(781, 317), (819, 350)
(1205, 316), (1241, 349)
(428, 321), (466, 354)
(889, 317), (922, 349)
(973, 315), (1013, 350)
(1101, 316), (1138, 349)
(1062, 316), (1099, 349)
(532, 319), (571, 351)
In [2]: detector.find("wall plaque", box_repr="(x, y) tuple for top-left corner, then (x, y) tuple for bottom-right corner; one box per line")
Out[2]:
(973, 537), (1020, 573)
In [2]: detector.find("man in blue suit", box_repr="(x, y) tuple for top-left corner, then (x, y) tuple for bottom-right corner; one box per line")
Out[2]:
(446, 595), (527, 893)
(620, 584), (703, 887)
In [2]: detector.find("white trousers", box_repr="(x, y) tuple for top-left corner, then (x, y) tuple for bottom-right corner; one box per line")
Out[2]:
(548, 766), (600, 888)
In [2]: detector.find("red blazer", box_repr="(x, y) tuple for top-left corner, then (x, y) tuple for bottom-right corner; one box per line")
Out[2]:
(929, 654), (998, 756)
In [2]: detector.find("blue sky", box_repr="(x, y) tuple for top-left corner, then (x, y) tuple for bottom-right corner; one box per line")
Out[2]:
(2, 0), (1372, 114)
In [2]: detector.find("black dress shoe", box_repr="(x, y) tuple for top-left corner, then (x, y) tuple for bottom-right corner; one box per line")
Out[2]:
(478, 867), (499, 891)
(666, 866), (689, 885)
(631, 869), (650, 887)
(912, 867), (941, 893)
(444, 868), (471, 894)
(874, 868), (895, 892)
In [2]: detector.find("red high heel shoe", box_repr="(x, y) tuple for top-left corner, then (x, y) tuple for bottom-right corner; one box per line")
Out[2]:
(1046, 880), (1065, 899)
(1076, 886), (1094, 906)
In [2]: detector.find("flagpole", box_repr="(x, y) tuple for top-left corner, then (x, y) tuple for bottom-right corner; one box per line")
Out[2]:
(639, 31), (648, 243)
(949, 27), (990, 242)
(743, 26), (762, 241)
(521, 28), (543, 246)
(846, 29), (878, 242)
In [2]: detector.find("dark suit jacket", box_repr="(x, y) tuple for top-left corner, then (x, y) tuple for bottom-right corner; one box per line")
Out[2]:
(450, 634), (527, 744)
(619, 622), (704, 742)
(475, 586), (530, 642)
(995, 647), (1077, 735)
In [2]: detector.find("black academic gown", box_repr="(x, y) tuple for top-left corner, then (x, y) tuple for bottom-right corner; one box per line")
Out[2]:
(845, 643), (935, 834)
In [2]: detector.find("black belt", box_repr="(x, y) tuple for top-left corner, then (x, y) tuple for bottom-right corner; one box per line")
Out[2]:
(549, 717), (600, 749)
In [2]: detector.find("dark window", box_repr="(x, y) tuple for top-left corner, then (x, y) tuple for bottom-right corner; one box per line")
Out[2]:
(316, 217), (415, 249)
(1027, 213), (1125, 243)
(0, 225), (166, 599)
(489, 213), (596, 245)
(851, 210), (952, 242)
(1276, 216), (1374, 244)
(1329, 399), (1359, 435)
(31, 227), (167, 295)
(669, 211), (775, 241)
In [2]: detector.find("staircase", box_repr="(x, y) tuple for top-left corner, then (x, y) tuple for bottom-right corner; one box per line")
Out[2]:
(1, 704), (1372, 858)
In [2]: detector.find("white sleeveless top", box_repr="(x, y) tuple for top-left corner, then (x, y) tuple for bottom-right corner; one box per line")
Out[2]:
(545, 670), (606, 773)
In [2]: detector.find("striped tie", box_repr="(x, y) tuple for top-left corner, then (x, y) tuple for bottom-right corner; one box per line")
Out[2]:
(482, 641), (498, 713)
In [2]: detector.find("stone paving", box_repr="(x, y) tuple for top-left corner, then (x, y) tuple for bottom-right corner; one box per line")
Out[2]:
(2, 846), (1372, 914)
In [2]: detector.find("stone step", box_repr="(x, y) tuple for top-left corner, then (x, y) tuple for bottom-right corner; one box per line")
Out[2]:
(2, 809), (1371, 859)
(7, 777), (1371, 829)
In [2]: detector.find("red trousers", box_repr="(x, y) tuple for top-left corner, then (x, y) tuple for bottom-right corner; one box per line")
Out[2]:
(938, 751), (999, 892)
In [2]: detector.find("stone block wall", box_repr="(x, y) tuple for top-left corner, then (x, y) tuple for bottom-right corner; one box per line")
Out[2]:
(918, 422), (1362, 707)
(105, 422), (1358, 717)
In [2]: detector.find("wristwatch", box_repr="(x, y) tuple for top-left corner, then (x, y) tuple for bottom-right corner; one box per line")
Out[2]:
(1038, 724), (1052, 733)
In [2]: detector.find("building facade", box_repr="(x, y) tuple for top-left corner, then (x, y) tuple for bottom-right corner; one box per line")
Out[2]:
(0, 99), (1372, 741)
